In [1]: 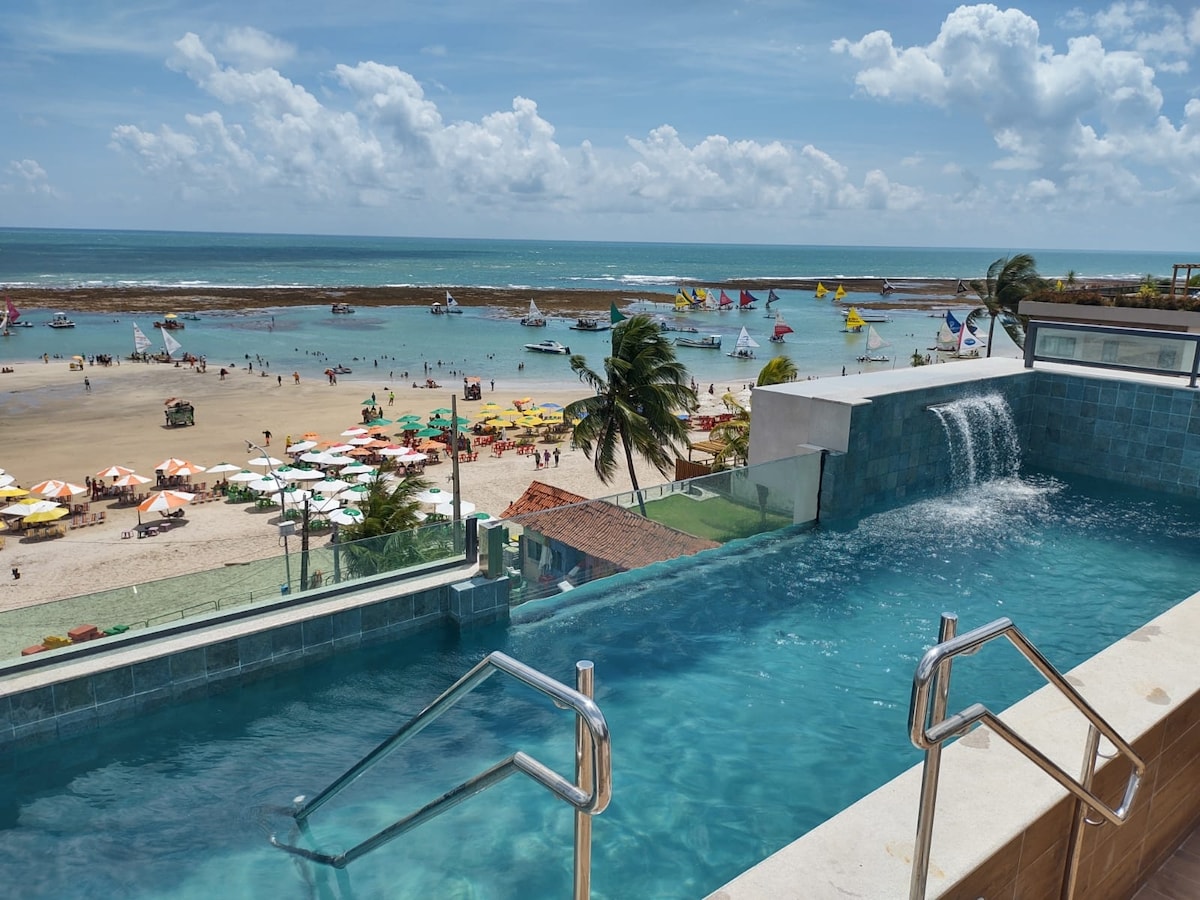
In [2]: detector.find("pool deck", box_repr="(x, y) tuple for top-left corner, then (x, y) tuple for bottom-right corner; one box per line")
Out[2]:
(1134, 826), (1200, 898)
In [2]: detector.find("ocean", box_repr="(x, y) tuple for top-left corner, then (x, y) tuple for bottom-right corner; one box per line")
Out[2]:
(0, 228), (1180, 383)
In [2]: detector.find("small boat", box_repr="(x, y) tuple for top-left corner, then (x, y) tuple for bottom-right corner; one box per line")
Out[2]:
(181, 313), (202, 321)
(768, 311), (794, 343)
(331, 303), (354, 314)
(153, 313), (185, 330)
(524, 340), (571, 354)
(764, 288), (781, 316)
(520, 299), (547, 327)
(432, 292), (464, 315)
(47, 312), (76, 328)
(133, 323), (152, 355)
(160, 326), (183, 359)
(856, 325), (891, 363)
(717, 290), (735, 310)
(5, 297), (33, 327)
(656, 318), (698, 333)
(738, 290), (759, 311)
(569, 317), (611, 332)
(675, 334), (722, 350)
(332, 364), (352, 374)
(727, 326), (759, 359)
(842, 308), (891, 323)
(842, 308), (866, 333)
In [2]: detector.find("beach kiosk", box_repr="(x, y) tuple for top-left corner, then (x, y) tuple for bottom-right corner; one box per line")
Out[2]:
(164, 397), (195, 427)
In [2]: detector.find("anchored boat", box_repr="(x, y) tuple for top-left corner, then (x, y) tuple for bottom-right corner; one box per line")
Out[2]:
(675, 334), (722, 350)
(524, 339), (571, 355)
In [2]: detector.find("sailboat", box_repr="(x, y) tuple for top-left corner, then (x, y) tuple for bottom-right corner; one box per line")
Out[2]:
(857, 325), (891, 363)
(0, 308), (8, 337)
(842, 308), (866, 333)
(520, 298), (547, 327)
(160, 326), (182, 360)
(446, 292), (463, 314)
(815, 282), (828, 299)
(6, 297), (32, 327)
(717, 290), (734, 310)
(674, 289), (692, 312)
(764, 288), (781, 316)
(727, 326), (760, 359)
(768, 310), (794, 343)
(834, 284), (847, 301)
(880, 279), (896, 295)
(133, 323), (152, 356)
(738, 290), (759, 311)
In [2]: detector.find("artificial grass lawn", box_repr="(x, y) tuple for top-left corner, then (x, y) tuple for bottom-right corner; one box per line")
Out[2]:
(643, 493), (790, 542)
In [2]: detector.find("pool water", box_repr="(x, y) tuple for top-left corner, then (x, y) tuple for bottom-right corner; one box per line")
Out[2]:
(2, 472), (1199, 899)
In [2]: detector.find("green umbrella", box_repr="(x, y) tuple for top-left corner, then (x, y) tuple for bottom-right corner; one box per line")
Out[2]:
(360, 397), (378, 405)
(429, 407), (452, 416)
(398, 414), (422, 422)
(427, 417), (452, 428)
(366, 417), (392, 426)
(416, 427), (443, 438)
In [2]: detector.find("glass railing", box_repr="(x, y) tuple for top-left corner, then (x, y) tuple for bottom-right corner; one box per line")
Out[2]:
(0, 520), (466, 660)
(1025, 320), (1200, 386)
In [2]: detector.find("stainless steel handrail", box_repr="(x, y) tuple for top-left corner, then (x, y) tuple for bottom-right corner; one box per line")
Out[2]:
(271, 651), (612, 896)
(908, 615), (1145, 900)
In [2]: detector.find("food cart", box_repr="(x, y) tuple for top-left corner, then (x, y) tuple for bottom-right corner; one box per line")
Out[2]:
(164, 398), (195, 427)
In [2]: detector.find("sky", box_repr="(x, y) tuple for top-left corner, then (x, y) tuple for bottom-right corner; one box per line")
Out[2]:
(1, 1), (1199, 251)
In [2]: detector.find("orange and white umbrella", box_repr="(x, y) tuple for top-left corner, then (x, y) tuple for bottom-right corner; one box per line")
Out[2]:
(137, 489), (194, 514)
(154, 457), (191, 473)
(113, 472), (152, 487)
(166, 460), (207, 477)
(95, 465), (135, 479)
(35, 480), (87, 498)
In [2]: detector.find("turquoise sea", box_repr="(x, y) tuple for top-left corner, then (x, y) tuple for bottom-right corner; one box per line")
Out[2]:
(0, 228), (1181, 384)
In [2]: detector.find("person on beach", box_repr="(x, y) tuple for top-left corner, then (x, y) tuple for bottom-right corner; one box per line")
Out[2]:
(262, 430), (271, 446)
(542, 449), (550, 468)
(293, 372), (300, 384)
(84, 377), (91, 392)
(277, 375), (282, 387)
(553, 447), (560, 467)
(388, 390), (395, 406)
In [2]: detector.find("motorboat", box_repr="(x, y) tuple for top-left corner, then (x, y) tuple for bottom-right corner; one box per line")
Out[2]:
(47, 312), (76, 328)
(569, 317), (611, 332)
(332, 364), (352, 374)
(331, 303), (354, 314)
(524, 340), (571, 354)
(675, 334), (722, 350)
(181, 313), (202, 321)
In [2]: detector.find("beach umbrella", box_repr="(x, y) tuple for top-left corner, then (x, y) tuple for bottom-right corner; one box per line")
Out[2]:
(28, 479), (64, 494)
(395, 452), (427, 463)
(285, 440), (317, 453)
(227, 470), (260, 483)
(377, 445), (411, 457)
(2, 499), (60, 516)
(166, 460), (207, 477)
(316, 453), (356, 467)
(516, 415), (544, 428)
(113, 472), (152, 487)
(314, 476), (351, 493)
(205, 462), (244, 475)
(248, 477), (285, 493)
(538, 402), (564, 411)
(279, 487), (313, 505)
(283, 467), (324, 481)
(328, 507), (364, 526)
(427, 417), (453, 428)
(153, 457), (191, 473)
(37, 481), (87, 498)
(416, 427), (442, 438)
(397, 414), (422, 422)
(500, 408), (521, 418)
(415, 487), (452, 505)
(356, 471), (399, 485)
(336, 484), (370, 500)
(359, 397), (377, 406)
(0, 486), (29, 498)
(341, 427), (368, 437)
(339, 463), (376, 476)
(325, 443), (355, 453)
(247, 455), (283, 467)
(136, 490), (194, 523)
(436, 500), (475, 517)
(486, 418), (510, 428)
(0, 474), (13, 488)
(23, 507), (70, 524)
(365, 418), (392, 427)
(308, 495), (342, 514)
(347, 436), (374, 446)
(298, 451), (327, 464)
(429, 407), (452, 416)
(301, 431), (321, 441)
(95, 465), (135, 479)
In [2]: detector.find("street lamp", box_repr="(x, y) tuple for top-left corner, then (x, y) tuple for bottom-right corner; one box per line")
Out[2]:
(247, 439), (291, 592)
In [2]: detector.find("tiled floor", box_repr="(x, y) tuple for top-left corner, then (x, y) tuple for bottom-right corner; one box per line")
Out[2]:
(1133, 828), (1200, 899)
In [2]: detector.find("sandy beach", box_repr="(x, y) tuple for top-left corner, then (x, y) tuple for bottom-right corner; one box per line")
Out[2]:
(0, 353), (741, 622)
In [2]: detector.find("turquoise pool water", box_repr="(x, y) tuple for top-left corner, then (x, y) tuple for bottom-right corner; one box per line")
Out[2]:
(3, 471), (1200, 899)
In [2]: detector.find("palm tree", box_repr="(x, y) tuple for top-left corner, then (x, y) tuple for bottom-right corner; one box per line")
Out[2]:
(756, 355), (797, 386)
(967, 254), (1043, 356)
(338, 460), (434, 577)
(564, 314), (693, 514)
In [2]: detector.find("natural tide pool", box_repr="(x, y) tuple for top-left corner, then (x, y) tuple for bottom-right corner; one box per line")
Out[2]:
(2, 471), (1199, 899)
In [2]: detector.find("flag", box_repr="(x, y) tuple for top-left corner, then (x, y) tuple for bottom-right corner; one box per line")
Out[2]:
(945, 310), (963, 335)
(610, 302), (626, 325)
(955, 279), (968, 294)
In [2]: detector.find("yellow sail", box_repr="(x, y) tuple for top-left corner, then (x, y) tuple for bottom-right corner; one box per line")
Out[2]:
(675, 289), (691, 311)
(815, 282), (828, 299)
(834, 284), (847, 301)
(843, 308), (866, 331)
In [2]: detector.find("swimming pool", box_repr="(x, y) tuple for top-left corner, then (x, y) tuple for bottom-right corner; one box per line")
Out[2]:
(3, 471), (1199, 899)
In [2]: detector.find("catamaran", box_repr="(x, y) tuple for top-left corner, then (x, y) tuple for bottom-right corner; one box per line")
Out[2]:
(857, 325), (891, 363)
(768, 311), (794, 343)
(727, 326), (759, 359)
(133, 324), (152, 356)
(520, 299), (547, 327)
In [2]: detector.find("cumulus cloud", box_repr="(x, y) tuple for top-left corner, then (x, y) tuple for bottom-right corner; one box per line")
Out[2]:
(5, 159), (57, 196)
(112, 31), (923, 219)
(216, 26), (296, 70)
(833, 3), (1200, 203)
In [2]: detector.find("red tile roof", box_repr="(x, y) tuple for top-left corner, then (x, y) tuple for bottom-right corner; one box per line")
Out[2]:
(501, 481), (720, 571)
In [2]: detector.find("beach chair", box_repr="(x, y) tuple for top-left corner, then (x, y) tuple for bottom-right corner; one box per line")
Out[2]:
(97, 511), (106, 525)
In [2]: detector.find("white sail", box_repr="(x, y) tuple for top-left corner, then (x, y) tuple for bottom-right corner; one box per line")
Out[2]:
(161, 327), (182, 358)
(133, 323), (152, 353)
(528, 299), (541, 318)
(736, 326), (760, 349)
(866, 326), (888, 351)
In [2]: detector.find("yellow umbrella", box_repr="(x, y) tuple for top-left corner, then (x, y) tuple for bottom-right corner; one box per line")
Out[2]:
(23, 507), (69, 524)
(500, 408), (522, 418)
(540, 411), (564, 423)
(0, 486), (29, 498)
(516, 415), (544, 428)
(485, 418), (510, 428)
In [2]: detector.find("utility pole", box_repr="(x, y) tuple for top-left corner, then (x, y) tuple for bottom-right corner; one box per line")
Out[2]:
(299, 495), (310, 590)
(451, 392), (463, 551)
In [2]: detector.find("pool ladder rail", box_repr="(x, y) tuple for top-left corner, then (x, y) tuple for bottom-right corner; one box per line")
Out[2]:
(908, 614), (1145, 900)
(270, 652), (611, 899)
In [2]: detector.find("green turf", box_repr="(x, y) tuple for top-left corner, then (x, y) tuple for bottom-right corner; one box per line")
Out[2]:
(642, 493), (790, 542)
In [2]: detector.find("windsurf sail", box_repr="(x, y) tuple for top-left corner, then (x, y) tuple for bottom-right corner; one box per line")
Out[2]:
(834, 284), (847, 301)
(133, 323), (152, 354)
(718, 290), (734, 308)
(161, 327), (182, 358)
(815, 282), (828, 299)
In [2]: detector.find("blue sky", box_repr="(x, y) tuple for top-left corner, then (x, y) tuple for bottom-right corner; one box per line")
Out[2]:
(2, 2), (1198, 250)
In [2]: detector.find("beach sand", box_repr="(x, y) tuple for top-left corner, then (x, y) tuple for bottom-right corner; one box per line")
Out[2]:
(0, 356), (736, 618)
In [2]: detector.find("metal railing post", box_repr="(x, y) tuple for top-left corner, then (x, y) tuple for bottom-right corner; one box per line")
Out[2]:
(910, 613), (958, 900)
(574, 660), (596, 900)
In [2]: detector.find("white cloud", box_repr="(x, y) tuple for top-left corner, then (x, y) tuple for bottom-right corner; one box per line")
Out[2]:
(216, 26), (296, 70)
(833, 4), (1200, 204)
(113, 31), (926, 220)
(5, 159), (57, 197)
